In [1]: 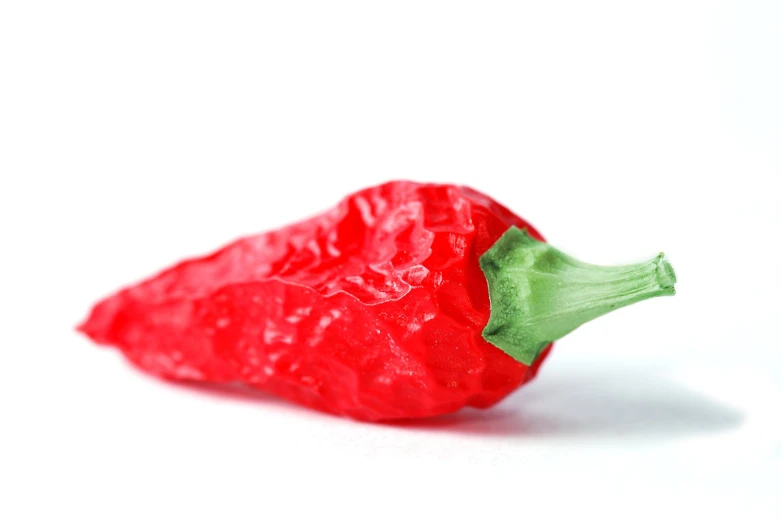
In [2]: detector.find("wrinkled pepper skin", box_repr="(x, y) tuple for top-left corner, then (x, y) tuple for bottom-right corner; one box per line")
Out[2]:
(80, 181), (551, 420)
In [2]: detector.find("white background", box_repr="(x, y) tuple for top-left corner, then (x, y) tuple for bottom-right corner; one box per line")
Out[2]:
(1, 1), (779, 521)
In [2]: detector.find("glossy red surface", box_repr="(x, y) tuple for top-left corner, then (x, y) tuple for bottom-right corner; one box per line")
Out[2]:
(80, 181), (551, 420)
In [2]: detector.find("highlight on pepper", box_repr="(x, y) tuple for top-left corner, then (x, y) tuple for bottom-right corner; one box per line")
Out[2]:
(78, 180), (676, 421)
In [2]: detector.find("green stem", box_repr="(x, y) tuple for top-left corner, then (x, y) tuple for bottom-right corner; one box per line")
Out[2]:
(480, 227), (676, 365)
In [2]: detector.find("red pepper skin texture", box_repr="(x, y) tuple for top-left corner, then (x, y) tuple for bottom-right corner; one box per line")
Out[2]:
(80, 181), (551, 421)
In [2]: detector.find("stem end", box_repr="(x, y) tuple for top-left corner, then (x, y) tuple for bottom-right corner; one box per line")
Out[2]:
(480, 227), (677, 365)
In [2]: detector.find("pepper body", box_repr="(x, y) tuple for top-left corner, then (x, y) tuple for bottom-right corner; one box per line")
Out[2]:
(80, 181), (550, 420)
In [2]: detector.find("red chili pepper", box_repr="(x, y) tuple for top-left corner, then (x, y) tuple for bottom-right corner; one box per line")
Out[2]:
(79, 181), (676, 421)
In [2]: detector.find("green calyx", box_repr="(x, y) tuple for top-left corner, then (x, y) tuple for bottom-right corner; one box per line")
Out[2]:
(480, 227), (677, 365)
